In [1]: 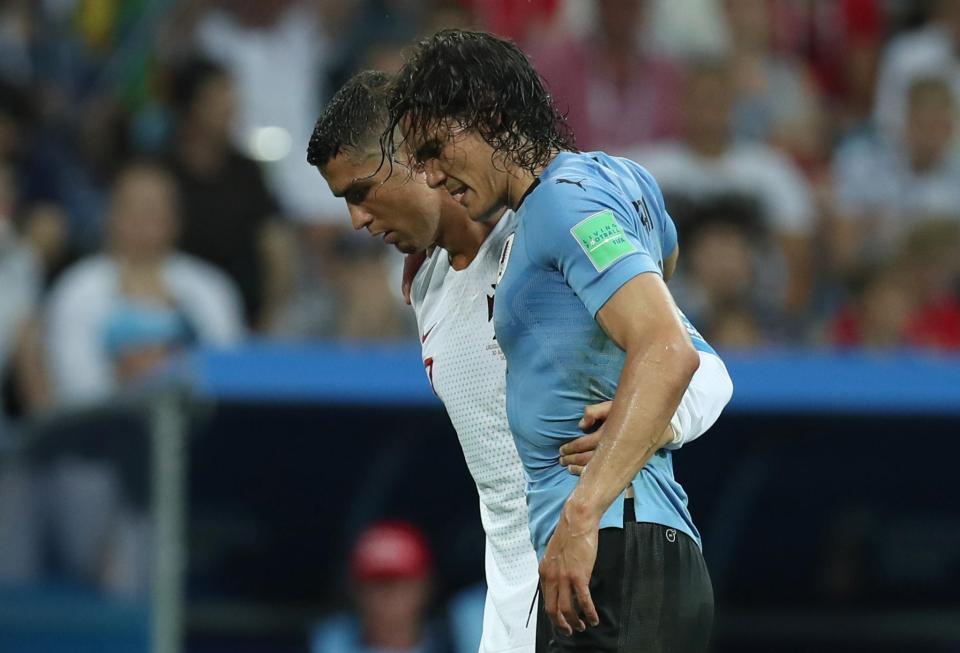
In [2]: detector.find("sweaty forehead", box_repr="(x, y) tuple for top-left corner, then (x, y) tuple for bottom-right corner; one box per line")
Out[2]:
(322, 149), (383, 190)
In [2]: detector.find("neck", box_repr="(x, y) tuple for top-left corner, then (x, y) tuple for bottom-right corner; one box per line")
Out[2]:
(435, 198), (498, 271)
(505, 154), (555, 211)
(116, 251), (165, 269)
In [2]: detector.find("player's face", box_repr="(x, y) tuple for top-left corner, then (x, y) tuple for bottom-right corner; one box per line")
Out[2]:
(321, 149), (443, 254)
(405, 121), (506, 223)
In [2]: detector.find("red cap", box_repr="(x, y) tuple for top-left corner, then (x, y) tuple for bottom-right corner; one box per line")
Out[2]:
(350, 521), (432, 582)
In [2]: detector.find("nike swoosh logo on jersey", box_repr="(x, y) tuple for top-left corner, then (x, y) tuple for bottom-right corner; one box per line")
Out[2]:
(421, 323), (438, 343)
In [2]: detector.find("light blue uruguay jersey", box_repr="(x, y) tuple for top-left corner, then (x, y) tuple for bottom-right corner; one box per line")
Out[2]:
(493, 151), (716, 558)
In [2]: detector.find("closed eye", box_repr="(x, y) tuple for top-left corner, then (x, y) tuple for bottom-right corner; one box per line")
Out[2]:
(344, 185), (372, 205)
(414, 140), (442, 166)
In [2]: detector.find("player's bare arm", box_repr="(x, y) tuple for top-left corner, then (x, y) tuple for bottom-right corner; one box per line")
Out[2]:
(539, 272), (699, 635)
(559, 406), (673, 476)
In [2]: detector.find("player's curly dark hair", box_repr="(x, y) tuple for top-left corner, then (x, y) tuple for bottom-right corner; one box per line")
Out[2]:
(383, 29), (575, 174)
(307, 70), (392, 169)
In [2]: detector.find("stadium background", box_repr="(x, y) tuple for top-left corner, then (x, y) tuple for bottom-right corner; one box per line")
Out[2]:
(0, 0), (958, 651)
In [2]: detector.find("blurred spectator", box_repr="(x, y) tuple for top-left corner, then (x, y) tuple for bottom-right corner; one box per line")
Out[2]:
(873, 0), (960, 142)
(710, 304), (765, 349)
(3, 201), (69, 418)
(179, 0), (349, 223)
(766, 0), (885, 135)
(267, 223), (340, 340)
(0, 163), (41, 423)
(27, 94), (133, 250)
(829, 262), (915, 349)
(896, 221), (960, 349)
(528, 0), (683, 151)
(722, 0), (827, 176)
(165, 57), (295, 331)
(830, 221), (960, 351)
(44, 161), (243, 407)
(331, 241), (415, 341)
(272, 229), (413, 340)
(464, 0), (559, 43)
(831, 77), (960, 273)
(646, 0), (727, 60)
(629, 59), (815, 319)
(0, 0), (33, 86)
(310, 521), (447, 653)
(669, 197), (775, 347)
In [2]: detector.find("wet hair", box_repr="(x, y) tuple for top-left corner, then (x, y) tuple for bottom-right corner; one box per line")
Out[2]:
(168, 56), (229, 118)
(384, 29), (575, 174)
(307, 70), (392, 169)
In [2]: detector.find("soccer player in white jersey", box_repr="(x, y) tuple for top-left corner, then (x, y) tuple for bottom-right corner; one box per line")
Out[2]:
(308, 71), (732, 653)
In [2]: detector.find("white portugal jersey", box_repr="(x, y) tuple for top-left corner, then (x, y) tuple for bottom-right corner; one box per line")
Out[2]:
(410, 210), (538, 653)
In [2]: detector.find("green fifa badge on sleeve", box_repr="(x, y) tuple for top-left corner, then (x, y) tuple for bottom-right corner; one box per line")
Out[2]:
(570, 210), (637, 272)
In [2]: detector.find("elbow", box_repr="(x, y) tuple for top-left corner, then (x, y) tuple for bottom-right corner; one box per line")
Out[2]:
(660, 338), (700, 390)
(676, 343), (701, 384)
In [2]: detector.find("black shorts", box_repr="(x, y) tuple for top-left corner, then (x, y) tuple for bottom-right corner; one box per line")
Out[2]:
(536, 499), (714, 652)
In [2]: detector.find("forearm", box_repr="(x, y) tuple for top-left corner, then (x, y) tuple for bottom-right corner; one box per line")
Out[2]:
(566, 342), (698, 522)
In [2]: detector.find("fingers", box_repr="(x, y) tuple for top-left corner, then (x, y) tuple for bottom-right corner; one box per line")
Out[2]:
(578, 400), (613, 431)
(559, 451), (592, 468)
(557, 577), (584, 635)
(559, 432), (600, 457)
(566, 464), (585, 476)
(573, 574), (599, 628)
(559, 450), (593, 467)
(540, 564), (568, 636)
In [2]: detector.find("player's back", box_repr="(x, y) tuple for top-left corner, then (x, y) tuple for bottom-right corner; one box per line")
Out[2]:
(493, 151), (702, 556)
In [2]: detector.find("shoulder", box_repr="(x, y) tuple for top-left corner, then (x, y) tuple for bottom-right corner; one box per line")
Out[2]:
(45, 256), (115, 327)
(729, 142), (805, 181)
(167, 254), (240, 299)
(169, 253), (231, 283)
(410, 247), (448, 314)
(833, 131), (888, 171)
(527, 152), (642, 218)
(882, 26), (952, 71)
(48, 256), (113, 302)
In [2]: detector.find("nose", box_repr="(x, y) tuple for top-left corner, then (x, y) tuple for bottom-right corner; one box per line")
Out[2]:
(348, 204), (374, 231)
(423, 159), (447, 190)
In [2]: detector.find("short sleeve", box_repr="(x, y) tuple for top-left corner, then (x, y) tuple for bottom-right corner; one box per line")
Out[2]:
(662, 210), (678, 258)
(525, 180), (663, 318)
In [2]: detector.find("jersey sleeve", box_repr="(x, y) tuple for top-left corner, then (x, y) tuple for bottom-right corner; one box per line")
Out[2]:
(662, 209), (678, 258)
(525, 179), (664, 318)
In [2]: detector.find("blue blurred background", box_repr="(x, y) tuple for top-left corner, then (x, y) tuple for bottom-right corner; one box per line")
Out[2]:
(0, 0), (959, 651)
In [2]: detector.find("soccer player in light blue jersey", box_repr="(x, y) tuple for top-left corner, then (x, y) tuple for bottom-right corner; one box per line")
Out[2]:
(386, 30), (727, 652)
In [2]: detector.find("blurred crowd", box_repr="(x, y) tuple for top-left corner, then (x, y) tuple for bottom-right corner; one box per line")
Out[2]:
(0, 2), (958, 649)
(1, 0), (959, 418)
